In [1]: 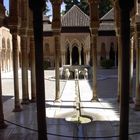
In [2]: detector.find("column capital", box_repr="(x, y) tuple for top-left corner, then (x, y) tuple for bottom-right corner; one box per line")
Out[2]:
(114, 0), (121, 30)
(50, 0), (62, 30)
(50, 0), (62, 5)
(29, 0), (46, 11)
(88, 0), (99, 28)
(119, 0), (134, 11)
(0, 0), (3, 4)
(87, 0), (99, 4)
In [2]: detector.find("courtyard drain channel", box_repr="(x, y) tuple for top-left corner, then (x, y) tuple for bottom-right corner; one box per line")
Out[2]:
(65, 79), (92, 124)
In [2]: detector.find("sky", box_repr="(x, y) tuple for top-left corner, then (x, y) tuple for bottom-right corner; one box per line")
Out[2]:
(3, 0), (65, 18)
(4, 0), (9, 11)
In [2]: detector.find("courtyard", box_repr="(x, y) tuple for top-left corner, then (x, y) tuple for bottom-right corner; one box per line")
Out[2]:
(0, 68), (139, 140)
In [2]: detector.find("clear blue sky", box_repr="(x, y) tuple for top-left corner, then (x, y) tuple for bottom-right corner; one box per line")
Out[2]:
(4, 0), (9, 10)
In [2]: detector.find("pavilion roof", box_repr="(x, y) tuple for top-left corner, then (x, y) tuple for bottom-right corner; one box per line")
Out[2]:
(43, 5), (115, 33)
(100, 8), (114, 22)
(61, 5), (90, 27)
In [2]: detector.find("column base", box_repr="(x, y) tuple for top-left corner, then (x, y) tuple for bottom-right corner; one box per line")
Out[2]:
(13, 105), (23, 112)
(129, 97), (134, 104)
(117, 97), (134, 104)
(117, 95), (120, 103)
(54, 98), (61, 103)
(0, 122), (7, 129)
(91, 96), (99, 102)
(21, 99), (30, 105)
(30, 98), (36, 103)
(134, 104), (140, 111)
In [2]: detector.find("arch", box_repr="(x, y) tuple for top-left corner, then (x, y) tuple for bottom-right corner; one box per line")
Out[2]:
(71, 39), (81, 49)
(100, 42), (106, 60)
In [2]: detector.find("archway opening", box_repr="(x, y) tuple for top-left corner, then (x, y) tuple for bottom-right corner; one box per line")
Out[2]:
(66, 47), (70, 65)
(81, 47), (84, 65)
(109, 42), (115, 66)
(72, 46), (79, 65)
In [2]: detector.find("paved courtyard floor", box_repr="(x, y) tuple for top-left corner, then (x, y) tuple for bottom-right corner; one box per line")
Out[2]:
(0, 68), (140, 140)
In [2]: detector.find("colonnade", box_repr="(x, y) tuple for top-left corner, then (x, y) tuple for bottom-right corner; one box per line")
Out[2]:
(0, 0), (138, 140)
(8, 0), (36, 111)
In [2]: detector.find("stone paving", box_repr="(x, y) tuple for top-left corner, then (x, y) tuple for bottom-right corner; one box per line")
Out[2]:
(0, 68), (139, 140)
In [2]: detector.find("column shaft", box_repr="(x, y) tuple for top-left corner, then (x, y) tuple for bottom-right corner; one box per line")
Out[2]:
(91, 34), (98, 101)
(21, 36), (29, 104)
(119, 8), (131, 140)
(54, 33), (60, 101)
(70, 49), (72, 65)
(117, 35), (122, 101)
(12, 34), (22, 112)
(0, 53), (7, 128)
(129, 37), (134, 102)
(79, 48), (81, 65)
(50, 0), (62, 101)
(30, 37), (36, 102)
(29, 0), (47, 139)
(135, 35), (140, 109)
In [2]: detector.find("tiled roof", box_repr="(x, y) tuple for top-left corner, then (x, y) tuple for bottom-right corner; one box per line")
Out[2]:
(61, 5), (90, 27)
(43, 5), (115, 32)
(99, 22), (115, 31)
(100, 8), (114, 21)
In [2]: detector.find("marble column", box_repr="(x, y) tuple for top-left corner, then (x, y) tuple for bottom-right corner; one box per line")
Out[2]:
(78, 47), (81, 65)
(50, 0), (62, 102)
(88, 0), (99, 101)
(12, 34), (22, 112)
(134, 28), (140, 110)
(27, 4), (36, 102)
(30, 37), (36, 102)
(91, 31), (98, 101)
(118, 0), (134, 140)
(21, 36), (29, 104)
(9, 0), (22, 112)
(29, 0), (47, 139)
(70, 48), (72, 65)
(114, 0), (122, 102)
(20, 0), (29, 104)
(129, 36), (134, 102)
(0, 51), (7, 129)
(54, 31), (61, 101)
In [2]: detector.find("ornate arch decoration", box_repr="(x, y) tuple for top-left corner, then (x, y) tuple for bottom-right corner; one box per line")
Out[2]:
(71, 39), (81, 49)
(64, 39), (71, 55)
